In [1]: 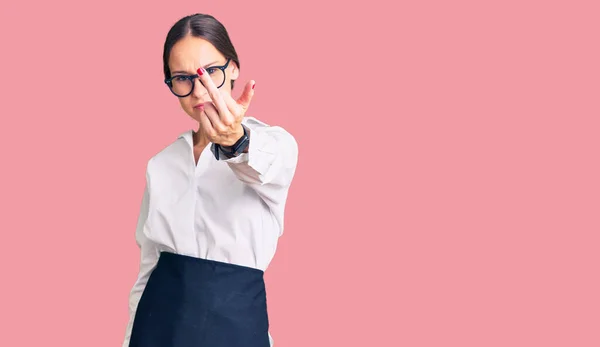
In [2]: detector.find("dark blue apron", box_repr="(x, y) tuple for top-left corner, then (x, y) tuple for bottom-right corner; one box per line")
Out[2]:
(128, 251), (270, 347)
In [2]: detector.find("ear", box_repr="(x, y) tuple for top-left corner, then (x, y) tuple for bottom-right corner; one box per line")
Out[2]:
(230, 61), (240, 80)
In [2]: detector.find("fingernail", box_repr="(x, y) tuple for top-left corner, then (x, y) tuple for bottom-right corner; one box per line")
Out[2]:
(252, 82), (255, 89)
(197, 68), (204, 75)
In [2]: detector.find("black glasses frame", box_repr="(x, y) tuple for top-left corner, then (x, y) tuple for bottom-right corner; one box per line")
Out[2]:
(164, 58), (231, 97)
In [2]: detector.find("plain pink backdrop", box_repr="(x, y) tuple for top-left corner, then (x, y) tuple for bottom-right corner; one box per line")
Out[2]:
(0, 0), (598, 346)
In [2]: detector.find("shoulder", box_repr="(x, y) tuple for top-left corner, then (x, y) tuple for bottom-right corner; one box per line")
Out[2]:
(242, 116), (298, 168)
(146, 130), (192, 174)
(242, 116), (270, 129)
(142, 131), (192, 202)
(243, 116), (297, 144)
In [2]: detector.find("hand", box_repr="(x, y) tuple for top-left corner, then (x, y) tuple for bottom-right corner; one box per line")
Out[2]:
(197, 67), (255, 146)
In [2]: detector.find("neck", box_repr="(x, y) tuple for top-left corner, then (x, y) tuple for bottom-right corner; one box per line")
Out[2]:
(192, 127), (210, 150)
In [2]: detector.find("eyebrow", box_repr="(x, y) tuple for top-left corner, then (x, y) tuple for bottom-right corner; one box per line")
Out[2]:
(171, 61), (220, 75)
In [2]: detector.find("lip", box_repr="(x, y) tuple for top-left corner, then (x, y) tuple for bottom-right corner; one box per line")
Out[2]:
(194, 101), (214, 109)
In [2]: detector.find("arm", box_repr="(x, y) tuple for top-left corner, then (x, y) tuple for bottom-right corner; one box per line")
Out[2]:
(212, 118), (298, 212)
(193, 73), (298, 210)
(122, 183), (160, 347)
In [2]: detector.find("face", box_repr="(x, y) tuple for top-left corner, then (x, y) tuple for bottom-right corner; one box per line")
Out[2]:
(167, 35), (239, 123)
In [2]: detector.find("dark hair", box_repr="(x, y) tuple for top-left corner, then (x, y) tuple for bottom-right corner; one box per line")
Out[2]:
(162, 13), (240, 90)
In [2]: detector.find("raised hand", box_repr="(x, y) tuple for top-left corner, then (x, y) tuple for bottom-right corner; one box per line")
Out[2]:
(196, 66), (255, 146)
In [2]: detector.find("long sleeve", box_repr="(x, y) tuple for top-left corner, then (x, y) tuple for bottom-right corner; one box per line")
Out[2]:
(214, 117), (298, 232)
(122, 183), (160, 347)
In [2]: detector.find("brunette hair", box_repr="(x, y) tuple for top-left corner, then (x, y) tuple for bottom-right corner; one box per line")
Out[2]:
(163, 13), (240, 89)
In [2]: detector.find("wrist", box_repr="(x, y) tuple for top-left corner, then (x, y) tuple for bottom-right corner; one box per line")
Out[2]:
(214, 124), (250, 159)
(221, 125), (245, 147)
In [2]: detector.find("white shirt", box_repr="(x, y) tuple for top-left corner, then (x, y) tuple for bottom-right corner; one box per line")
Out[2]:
(122, 116), (298, 347)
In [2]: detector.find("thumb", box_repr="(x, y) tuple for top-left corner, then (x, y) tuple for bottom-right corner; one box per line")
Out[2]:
(236, 80), (255, 110)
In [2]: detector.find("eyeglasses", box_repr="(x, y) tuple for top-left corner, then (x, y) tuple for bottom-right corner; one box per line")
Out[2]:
(164, 58), (231, 97)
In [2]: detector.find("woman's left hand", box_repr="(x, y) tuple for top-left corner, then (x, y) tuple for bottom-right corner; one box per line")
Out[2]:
(197, 66), (255, 146)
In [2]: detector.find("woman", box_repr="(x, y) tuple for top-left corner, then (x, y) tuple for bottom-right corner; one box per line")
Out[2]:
(122, 13), (298, 347)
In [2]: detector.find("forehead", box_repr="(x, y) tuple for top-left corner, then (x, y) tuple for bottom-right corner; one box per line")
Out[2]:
(169, 35), (223, 71)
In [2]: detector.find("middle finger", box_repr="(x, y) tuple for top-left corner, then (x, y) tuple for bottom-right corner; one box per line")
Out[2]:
(197, 67), (231, 124)
(203, 102), (227, 133)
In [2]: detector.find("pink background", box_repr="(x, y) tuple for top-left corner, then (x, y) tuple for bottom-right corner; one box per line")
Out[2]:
(0, 0), (598, 346)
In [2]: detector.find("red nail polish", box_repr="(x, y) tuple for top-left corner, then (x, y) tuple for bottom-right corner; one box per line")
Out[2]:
(197, 68), (204, 76)
(252, 83), (255, 89)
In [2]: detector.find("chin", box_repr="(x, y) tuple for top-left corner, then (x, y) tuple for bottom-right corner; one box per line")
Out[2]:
(181, 109), (194, 121)
(186, 113), (200, 122)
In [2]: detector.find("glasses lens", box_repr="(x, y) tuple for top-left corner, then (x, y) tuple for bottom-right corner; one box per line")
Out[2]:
(169, 68), (226, 96)
(170, 76), (193, 96)
(207, 68), (225, 88)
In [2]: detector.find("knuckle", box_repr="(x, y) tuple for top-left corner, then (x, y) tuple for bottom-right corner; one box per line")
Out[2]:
(215, 124), (226, 134)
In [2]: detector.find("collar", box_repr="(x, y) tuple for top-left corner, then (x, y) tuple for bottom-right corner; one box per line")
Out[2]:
(178, 129), (195, 149)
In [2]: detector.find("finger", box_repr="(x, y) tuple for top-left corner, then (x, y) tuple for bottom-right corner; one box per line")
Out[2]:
(199, 111), (216, 139)
(203, 102), (227, 134)
(221, 90), (243, 119)
(197, 67), (232, 125)
(236, 80), (255, 111)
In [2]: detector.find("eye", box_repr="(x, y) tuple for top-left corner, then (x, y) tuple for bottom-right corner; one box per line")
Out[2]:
(173, 76), (189, 82)
(206, 67), (217, 74)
